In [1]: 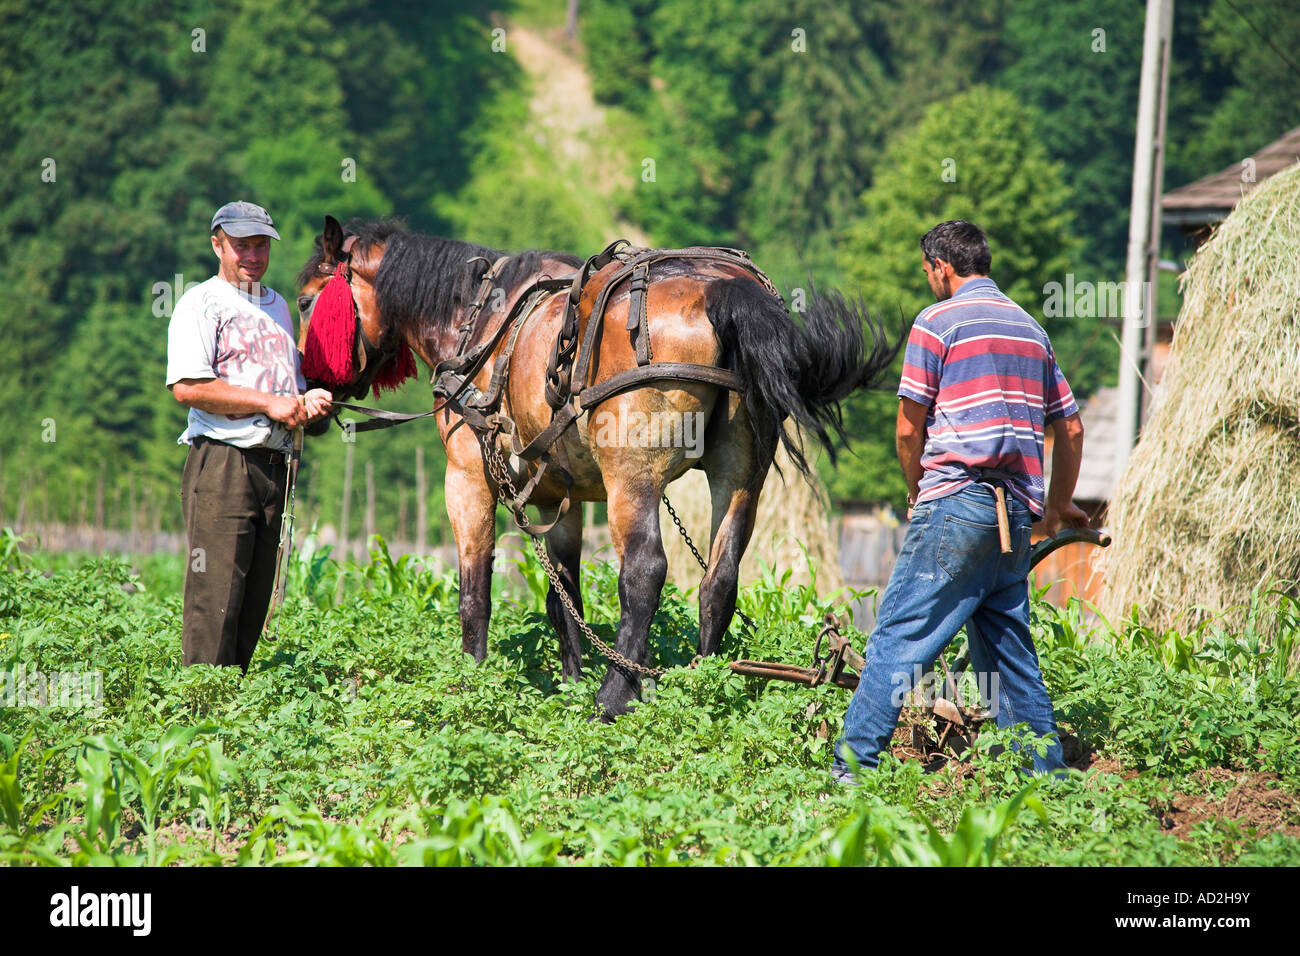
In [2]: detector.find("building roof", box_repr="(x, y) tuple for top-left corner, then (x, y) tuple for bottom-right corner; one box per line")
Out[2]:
(1044, 386), (1121, 504)
(1162, 127), (1300, 226)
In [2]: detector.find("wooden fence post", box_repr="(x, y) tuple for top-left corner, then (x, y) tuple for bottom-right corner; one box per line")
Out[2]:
(364, 460), (375, 556)
(416, 446), (427, 555)
(341, 439), (354, 563)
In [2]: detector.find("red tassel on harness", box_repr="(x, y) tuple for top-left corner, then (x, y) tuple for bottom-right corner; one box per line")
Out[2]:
(370, 342), (417, 397)
(300, 269), (356, 386)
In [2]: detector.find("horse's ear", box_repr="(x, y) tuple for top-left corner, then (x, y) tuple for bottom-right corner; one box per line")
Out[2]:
(322, 215), (344, 260)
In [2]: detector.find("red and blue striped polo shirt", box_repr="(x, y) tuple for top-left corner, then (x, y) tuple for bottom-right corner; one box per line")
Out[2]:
(897, 277), (1078, 517)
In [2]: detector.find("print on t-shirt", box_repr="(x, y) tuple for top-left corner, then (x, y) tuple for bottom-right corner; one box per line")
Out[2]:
(165, 276), (305, 452)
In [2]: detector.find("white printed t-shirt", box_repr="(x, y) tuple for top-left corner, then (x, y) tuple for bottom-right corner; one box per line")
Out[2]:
(165, 276), (305, 453)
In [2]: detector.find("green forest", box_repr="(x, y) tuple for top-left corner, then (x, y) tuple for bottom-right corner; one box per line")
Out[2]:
(3, 0), (1298, 546)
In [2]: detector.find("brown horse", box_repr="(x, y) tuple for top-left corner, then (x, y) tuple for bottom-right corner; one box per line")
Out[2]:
(296, 216), (897, 717)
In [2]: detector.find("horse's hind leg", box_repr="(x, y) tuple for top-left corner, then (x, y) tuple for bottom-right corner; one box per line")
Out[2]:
(698, 408), (769, 656)
(698, 482), (764, 657)
(594, 476), (668, 719)
(544, 506), (585, 680)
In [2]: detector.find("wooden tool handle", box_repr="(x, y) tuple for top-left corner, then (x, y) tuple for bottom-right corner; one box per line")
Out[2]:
(994, 486), (1012, 554)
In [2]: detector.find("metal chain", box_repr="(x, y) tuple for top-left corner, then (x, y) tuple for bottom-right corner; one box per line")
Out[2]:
(528, 530), (663, 679)
(661, 493), (757, 633)
(479, 431), (665, 679)
(662, 493), (706, 571)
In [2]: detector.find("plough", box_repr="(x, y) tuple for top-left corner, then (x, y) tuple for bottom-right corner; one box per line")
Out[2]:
(729, 527), (1111, 716)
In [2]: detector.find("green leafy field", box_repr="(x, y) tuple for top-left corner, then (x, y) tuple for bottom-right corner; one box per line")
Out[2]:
(1, 534), (1297, 866)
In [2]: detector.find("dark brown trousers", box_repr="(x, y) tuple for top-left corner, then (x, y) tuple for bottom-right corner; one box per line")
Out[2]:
(180, 437), (287, 672)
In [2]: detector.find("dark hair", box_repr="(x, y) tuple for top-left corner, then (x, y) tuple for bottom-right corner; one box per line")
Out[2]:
(920, 220), (991, 276)
(295, 217), (583, 342)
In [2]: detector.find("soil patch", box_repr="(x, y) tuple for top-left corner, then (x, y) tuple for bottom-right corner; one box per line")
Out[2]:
(1158, 769), (1300, 839)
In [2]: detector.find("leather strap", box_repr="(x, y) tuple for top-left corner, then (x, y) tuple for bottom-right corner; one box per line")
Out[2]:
(330, 400), (443, 433)
(435, 275), (573, 408)
(479, 286), (549, 412)
(626, 261), (651, 365)
(510, 450), (573, 534)
(514, 362), (743, 462)
(567, 246), (777, 411)
(452, 255), (510, 359)
(547, 239), (628, 409)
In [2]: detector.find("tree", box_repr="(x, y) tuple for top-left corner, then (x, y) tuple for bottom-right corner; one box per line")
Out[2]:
(1171, 0), (1300, 178)
(330, 1), (501, 232)
(869, 0), (1011, 140)
(611, 0), (786, 244)
(827, 86), (1083, 507)
(742, 1), (890, 281)
(997, 0), (1143, 275)
(579, 0), (658, 111)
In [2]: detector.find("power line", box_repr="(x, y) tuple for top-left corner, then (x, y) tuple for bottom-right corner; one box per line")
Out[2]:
(1221, 0), (1300, 83)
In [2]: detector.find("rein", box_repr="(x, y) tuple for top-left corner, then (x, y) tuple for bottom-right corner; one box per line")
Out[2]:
(322, 253), (519, 434)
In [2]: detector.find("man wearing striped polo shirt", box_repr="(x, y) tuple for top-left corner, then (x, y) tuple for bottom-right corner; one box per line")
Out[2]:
(834, 219), (1087, 779)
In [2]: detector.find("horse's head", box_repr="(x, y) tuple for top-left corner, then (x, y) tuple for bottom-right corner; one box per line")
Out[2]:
(296, 215), (415, 402)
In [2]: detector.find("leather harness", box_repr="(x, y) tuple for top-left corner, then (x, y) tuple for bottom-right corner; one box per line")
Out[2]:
(430, 240), (782, 531)
(333, 239), (784, 533)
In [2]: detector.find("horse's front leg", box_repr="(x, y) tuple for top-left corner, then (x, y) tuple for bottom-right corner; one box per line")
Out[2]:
(544, 505), (586, 680)
(594, 477), (667, 719)
(445, 459), (497, 662)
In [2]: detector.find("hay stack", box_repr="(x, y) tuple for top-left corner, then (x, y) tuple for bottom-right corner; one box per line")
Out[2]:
(660, 440), (844, 594)
(1099, 162), (1300, 636)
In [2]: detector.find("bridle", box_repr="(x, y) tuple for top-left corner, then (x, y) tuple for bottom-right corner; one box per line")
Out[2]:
(306, 234), (404, 402)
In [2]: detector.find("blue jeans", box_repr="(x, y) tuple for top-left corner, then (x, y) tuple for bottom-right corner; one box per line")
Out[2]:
(834, 484), (1066, 775)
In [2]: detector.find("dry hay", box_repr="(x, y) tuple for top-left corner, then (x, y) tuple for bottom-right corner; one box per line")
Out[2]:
(1099, 162), (1300, 637)
(659, 439), (844, 593)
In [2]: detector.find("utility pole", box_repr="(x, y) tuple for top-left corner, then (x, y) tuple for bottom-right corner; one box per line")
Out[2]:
(1141, 1), (1174, 426)
(1116, 0), (1174, 474)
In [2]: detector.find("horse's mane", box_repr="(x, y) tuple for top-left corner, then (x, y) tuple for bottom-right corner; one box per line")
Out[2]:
(297, 218), (582, 343)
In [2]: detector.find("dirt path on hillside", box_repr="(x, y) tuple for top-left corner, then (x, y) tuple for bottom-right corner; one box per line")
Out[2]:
(508, 23), (651, 247)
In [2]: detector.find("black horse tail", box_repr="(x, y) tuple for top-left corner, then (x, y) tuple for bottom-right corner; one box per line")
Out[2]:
(705, 278), (902, 475)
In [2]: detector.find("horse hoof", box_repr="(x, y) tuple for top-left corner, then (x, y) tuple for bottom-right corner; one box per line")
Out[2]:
(592, 692), (636, 722)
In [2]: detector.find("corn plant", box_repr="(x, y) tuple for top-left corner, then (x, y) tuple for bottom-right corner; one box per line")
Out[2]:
(398, 797), (561, 867)
(180, 739), (239, 853)
(739, 537), (841, 627)
(289, 525), (346, 610)
(102, 725), (215, 866)
(237, 802), (400, 866)
(0, 732), (66, 857)
(812, 785), (1045, 866)
(0, 528), (35, 572)
(72, 743), (124, 862)
(501, 533), (550, 613)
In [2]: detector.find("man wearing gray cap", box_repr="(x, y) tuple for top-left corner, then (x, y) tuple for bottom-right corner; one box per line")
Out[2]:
(165, 201), (333, 671)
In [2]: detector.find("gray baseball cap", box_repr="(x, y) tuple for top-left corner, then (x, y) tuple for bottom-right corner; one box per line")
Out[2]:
(210, 201), (280, 239)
